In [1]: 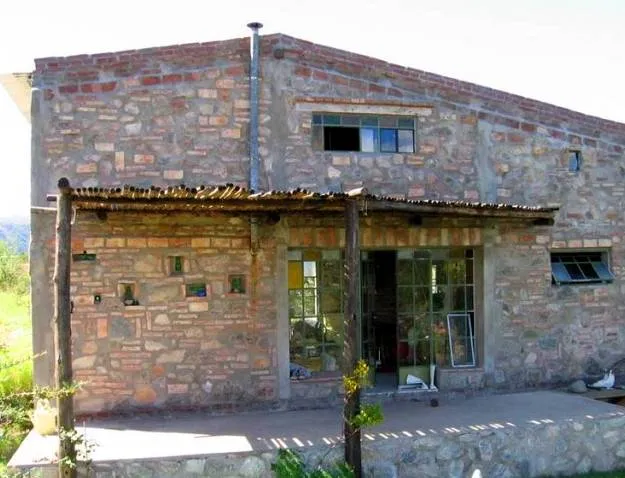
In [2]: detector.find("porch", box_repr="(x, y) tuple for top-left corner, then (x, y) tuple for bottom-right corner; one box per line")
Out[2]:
(10, 391), (625, 477)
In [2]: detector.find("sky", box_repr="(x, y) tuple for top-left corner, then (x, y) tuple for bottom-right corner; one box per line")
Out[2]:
(1, 0), (624, 220)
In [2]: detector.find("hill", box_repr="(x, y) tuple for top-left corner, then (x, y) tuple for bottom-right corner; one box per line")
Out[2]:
(0, 221), (29, 254)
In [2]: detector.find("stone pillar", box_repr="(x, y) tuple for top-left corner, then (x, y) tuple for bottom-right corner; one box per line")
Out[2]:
(482, 220), (500, 376)
(30, 207), (57, 388)
(274, 220), (290, 400)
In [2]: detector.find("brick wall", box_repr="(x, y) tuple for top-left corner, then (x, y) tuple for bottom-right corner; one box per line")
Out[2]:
(67, 212), (277, 414)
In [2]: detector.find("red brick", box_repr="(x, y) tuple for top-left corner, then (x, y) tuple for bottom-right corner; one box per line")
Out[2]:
(312, 70), (329, 81)
(294, 66), (311, 77)
(59, 84), (79, 94)
(141, 76), (161, 86)
(162, 74), (183, 84)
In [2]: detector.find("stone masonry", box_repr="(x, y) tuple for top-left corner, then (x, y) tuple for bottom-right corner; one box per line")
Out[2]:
(30, 32), (625, 413)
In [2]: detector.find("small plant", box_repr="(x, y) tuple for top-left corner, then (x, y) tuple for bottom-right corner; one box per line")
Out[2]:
(272, 449), (353, 478)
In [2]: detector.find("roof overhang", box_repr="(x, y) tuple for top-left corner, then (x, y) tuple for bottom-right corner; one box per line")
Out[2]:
(0, 73), (32, 122)
(46, 183), (559, 224)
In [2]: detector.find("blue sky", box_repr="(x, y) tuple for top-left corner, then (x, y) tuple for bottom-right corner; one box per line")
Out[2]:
(1, 0), (624, 220)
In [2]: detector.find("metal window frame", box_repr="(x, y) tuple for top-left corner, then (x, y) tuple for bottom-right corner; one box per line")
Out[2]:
(551, 251), (614, 285)
(313, 113), (416, 153)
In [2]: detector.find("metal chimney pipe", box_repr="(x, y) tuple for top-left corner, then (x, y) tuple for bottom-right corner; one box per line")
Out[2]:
(247, 22), (263, 192)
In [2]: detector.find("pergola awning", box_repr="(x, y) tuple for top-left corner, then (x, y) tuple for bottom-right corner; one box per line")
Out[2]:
(47, 182), (559, 222)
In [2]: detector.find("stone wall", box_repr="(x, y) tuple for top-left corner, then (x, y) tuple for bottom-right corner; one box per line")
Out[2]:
(19, 408), (625, 477)
(67, 211), (278, 414)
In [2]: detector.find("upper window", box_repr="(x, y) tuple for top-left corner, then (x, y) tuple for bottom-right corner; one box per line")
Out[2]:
(312, 114), (415, 153)
(551, 251), (614, 285)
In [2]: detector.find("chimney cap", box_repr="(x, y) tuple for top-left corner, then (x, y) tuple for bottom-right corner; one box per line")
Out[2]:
(247, 22), (263, 30)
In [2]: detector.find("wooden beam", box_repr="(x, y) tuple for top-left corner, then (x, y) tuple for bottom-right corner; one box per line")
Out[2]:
(53, 177), (76, 478)
(343, 199), (362, 477)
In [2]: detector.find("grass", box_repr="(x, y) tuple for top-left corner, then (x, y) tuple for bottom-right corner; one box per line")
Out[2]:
(0, 260), (32, 476)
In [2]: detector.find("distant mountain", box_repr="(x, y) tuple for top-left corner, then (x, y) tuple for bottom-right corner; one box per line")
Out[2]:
(0, 221), (29, 254)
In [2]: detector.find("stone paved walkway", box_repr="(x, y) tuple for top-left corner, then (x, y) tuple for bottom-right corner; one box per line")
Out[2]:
(10, 390), (623, 467)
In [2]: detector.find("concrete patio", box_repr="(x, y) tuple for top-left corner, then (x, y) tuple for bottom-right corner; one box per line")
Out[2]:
(9, 391), (625, 477)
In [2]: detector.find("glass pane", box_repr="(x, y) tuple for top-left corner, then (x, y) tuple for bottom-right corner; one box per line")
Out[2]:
(322, 250), (340, 261)
(288, 250), (302, 261)
(414, 260), (430, 285)
(312, 114), (322, 125)
(341, 115), (359, 126)
(320, 345), (342, 372)
(303, 290), (317, 316)
(432, 261), (448, 286)
(398, 130), (415, 153)
(448, 260), (466, 284)
(465, 249), (474, 259)
(451, 286), (466, 310)
(289, 290), (303, 317)
(361, 116), (378, 127)
(323, 314), (343, 344)
(432, 287), (446, 311)
(380, 128), (397, 152)
(360, 128), (377, 153)
(433, 315), (449, 366)
(551, 263), (570, 283)
(304, 261), (317, 277)
(466, 286), (474, 310)
(323, 114), (340, 125)
(304, 276), (317, 288)
(312, 125), (323, 150)
(414, 287), (430, 311)
(465, 259), (474, 284)
(320, 289), (341, 314)
(564, 263), (584, 281)
(397, 286), (414, 314)
(579, 262), (599, 280)
(320, 260), (341, 288)
(288, 262), (303, 289)
(396, 260), (413, 286)
(593, 262), (614, 281)
(380, 116), (396, 127)
(303, 250), (321, 261)
(398, 118), (415, 128)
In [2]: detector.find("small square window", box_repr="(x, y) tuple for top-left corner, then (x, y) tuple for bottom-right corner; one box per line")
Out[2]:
(568, 150), (582, 172)
(170, 256), (184, 275)
(185, 283), (207, 297)
(551, 251), (614, 285)
(229, 275), (246, 294)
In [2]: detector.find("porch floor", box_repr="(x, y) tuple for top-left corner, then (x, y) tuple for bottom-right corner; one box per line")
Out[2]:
(10, 390), (624, 469)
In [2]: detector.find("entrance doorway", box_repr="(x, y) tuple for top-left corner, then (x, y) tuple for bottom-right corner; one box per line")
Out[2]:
(361, 251), (398, 391)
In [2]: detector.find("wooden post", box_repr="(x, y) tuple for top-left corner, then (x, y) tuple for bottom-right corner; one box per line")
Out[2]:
(343, 199), (362, 477)
(53, 177), (76, 478)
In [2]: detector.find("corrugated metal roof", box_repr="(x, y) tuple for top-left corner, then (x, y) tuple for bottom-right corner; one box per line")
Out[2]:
(56, 183), (558, 220)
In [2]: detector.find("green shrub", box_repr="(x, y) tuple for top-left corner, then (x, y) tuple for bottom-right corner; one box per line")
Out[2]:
(272, 449), (354, 478)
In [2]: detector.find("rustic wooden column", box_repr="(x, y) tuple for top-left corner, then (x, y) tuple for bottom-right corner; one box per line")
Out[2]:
(343, 198), (362, 477)
(53, 177), (76, 478)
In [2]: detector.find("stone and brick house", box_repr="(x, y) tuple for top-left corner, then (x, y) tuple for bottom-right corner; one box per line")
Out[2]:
(23, 25), (625, 416)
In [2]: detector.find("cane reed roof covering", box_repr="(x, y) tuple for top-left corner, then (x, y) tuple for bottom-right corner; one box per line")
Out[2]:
(53, 182), (558, 220)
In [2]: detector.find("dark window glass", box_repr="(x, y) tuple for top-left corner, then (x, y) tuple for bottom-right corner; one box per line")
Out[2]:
(380, 128), (397, 152)
(341, 115), (359, 126)
(323, 126), (360, 151)
(323, 114), (341, 125)
(398, 118), (415, 128)
(398, 129), (415, 153)
(312, 114), (322, 125)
